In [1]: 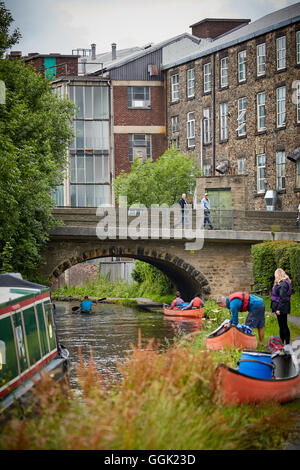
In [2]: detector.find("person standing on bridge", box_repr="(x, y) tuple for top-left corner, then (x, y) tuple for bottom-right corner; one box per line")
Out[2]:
(174, 194), (189, 228)
(216, 292), (265, 345)
(200, 193), (214, 230)
(271, 268), (291, 345)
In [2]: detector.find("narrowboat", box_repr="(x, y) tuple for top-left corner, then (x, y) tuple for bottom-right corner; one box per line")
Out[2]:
(163, 305), (204, 318)
(205, 320), (257, 350)
(0, 273), (69, 414)
(215, 346), (300, 404)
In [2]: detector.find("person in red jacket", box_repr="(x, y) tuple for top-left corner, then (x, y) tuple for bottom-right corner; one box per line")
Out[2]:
(182, 293), (203, 310)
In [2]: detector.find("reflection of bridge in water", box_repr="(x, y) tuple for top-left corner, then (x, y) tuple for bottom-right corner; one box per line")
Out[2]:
(43, 208), (300, 299)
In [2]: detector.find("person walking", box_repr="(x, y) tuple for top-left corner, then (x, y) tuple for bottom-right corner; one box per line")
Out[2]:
(216, 291), (265, 345)
(200, 193), (214, 230)
(174, 193), (189, 228)
(271, 268), (292, 344)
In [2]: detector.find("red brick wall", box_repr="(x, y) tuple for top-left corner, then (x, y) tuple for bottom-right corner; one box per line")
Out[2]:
(25, 56), (78, 78)
(191, 20), (249, 39)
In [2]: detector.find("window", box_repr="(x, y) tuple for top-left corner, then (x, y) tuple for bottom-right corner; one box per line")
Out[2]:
(237, 97), (246, 136)
(69, 86), (109, 120)
(171, 115), (179, 133)
(220, 102), (228, 141)
(71, 154), (110, 184)
(187, 112), (195, 148)
(257, 43), (266, 76)
(297, 31), (300, 64)
(297, 81), (300, 123)
(297, 161), (300, 188)
(71, 184), (110, 208)
(203, 108), (211, 144)
(220, 57), (228, 88)
(257, 92), (266, 131)
(170, 136), (179, 149)
(276, 151), (285, 190)
(257, 154), (266, 193)
(204, 62), (211, 93)
(238, 50), (247, 82)
(276, 86), (286, 128)
(203, 164), (211, 176)
(171, 74), (179, 101)
(72, 120), (109, 150)
(238, 157), (246, 175)
(187, 68), (195, 98)
(129, 134), (151, 163)
(128, 86), (150, 108)
(277, 36), (286, 70)
(51, 185), (64, 206)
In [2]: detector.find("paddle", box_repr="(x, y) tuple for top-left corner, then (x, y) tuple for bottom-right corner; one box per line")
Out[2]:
(71, 298), (107, 313)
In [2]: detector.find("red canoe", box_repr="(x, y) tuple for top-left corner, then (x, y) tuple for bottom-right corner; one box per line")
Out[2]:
(205, 322), (257, 350)
(163, 306), (204, 318)
(215, 350), (300, 404)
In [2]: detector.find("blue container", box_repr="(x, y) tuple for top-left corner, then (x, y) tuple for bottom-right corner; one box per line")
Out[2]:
(238, 351), (273, 380)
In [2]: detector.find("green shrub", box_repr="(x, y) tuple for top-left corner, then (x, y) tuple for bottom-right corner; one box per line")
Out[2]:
(290, 246), (300, 293)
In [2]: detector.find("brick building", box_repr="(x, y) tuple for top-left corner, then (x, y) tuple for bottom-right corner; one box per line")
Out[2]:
(163, 3), (300, 213)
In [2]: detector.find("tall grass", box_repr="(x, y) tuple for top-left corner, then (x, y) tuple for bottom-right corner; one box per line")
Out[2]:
(0, 335), (298, 450)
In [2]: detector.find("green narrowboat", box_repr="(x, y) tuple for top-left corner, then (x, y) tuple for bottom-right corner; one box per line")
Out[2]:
(0, 273), (69, 413)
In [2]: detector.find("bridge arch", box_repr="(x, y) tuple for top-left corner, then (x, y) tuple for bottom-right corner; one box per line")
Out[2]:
(48, 242), (211, 300)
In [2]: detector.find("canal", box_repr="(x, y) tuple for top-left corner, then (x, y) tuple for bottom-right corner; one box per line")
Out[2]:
(54, 301), (203, 391)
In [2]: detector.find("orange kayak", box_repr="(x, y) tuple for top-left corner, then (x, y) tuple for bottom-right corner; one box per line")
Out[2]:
(215, 351), (300, 404)
(163, 306), (204, 318)
(205, 323), (257, 350)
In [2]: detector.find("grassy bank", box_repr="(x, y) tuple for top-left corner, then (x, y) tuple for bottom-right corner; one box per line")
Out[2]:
(1, 301), (300, 450)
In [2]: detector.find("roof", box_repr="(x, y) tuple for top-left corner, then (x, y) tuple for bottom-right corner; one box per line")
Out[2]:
(189, 17), (251, 28)
(163, 2), (300, 70)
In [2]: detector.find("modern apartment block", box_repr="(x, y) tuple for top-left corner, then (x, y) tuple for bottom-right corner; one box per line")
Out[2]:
(163, 3), (300, 212)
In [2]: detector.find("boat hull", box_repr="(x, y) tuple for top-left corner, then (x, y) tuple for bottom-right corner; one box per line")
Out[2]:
(206, 325), (257, 350)
(163, 306), (204, 318)
(216, 362), (300, 404)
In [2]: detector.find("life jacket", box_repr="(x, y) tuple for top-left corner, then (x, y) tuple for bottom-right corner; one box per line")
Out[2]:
(192, 297), (202, 307)
(228, 291), (250, 312)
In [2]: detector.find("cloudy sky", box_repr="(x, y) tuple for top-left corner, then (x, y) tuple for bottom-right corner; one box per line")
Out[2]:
(5, 0), (300, 56)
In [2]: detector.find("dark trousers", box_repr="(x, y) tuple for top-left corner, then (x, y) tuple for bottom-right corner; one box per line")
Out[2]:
(276, 314), (290, 344)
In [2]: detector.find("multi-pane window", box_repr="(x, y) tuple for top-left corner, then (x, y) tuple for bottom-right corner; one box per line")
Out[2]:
(220, 102), (228, 140)
(257, 92), (266, 131)
(297, 81), (300, 123)
(71, 183), (110, 208)
(238, 157), (246, 175)
(69, 85), (109, 120)
(187, 68), (195, 98)
(276, 86), (286, 128)
(129, 134), (151, 163)
(204, 62), (211, 93)
(257, 154), (266, 193)
(277, 36), (286, 70)
(237, 97), (247, 136)
(203, 108), (211, 144)
(297, 161), (300, 188)
(238, 50), (247, 82)
(297, 31), (300, 64)
(257, 43), (266, 76)
(51, 185), (64, 206)
(187, 112), (195, 148)
(276, 151), (286, 190)
(171, 115), (179, 133)
(71, 121), (109, 150)
(171, 74), (179, 101)
(203, 164), (211, 176)
(128, 86), (150, 108)
(220, 57), (228, 88)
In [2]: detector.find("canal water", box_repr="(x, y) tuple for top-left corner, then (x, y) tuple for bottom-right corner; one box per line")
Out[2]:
(54, 301), (203, 391)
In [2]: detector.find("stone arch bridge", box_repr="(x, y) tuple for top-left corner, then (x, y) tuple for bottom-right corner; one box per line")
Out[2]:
(42, 208), (300, 300)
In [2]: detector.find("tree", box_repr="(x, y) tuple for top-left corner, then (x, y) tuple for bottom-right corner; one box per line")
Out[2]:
(0, 1), (21, 57)
(113, 148), (201, 207)
(0, 58), (75, 278)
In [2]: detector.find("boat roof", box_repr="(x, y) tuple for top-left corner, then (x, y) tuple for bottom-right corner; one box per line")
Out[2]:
(0, 273), (49, 307)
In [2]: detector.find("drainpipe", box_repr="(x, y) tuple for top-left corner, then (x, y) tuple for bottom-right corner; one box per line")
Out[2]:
(212, 52), (216, 176)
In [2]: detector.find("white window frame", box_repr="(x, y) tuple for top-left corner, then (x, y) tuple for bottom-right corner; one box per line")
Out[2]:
(238, 157), (246, 175)
(257, 153), (266, 193)
(203, 108), (211, 144)
(297, 31), (300, 65)
(220, 102), (228, 141)
(297, 81), (300, 124)
(171, 74), (179, 102)
(128, 86), (150, 108)
(203, 164), (211, 176)
(237, 97), (247, 136)
(220, 57), (228, 88)
(204, 62), (211, 93)
(257, 43), (266, 76)
(276, 151), (286, 191)
(187, 112), (195, 148)
(238, 50), (247, 83)
(276, 86), (286, 128)
(187, 68), (195, 98)
(171, 115), (179, 134)
(257, 92), (266, 132)
(277, 36), (286, 70)
(297, 161), (300, 188)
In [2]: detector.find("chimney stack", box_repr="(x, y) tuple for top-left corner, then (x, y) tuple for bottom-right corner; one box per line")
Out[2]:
(91, 43), (96, 60)
(111, 43), (117, 60)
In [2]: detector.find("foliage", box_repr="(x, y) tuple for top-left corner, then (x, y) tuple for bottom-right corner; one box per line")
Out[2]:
(131, 260), (174, 297)
(113, 147), (201, 207)
(0, 58), (75, 278)
(251, 241), (300, 293)
(0, 1), (21, 58)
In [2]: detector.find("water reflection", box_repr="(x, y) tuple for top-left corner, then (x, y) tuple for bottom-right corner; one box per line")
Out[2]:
(54, 301), (202, 390)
